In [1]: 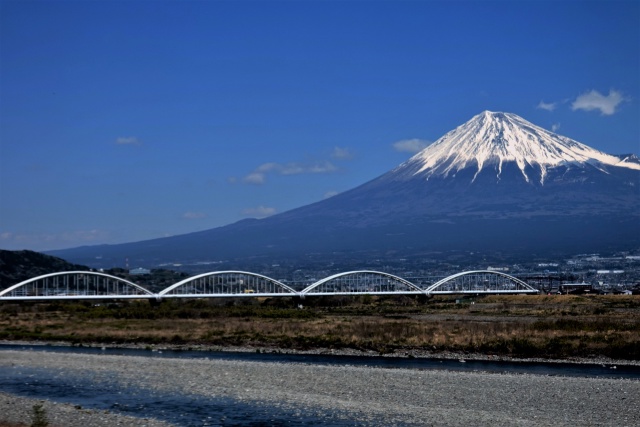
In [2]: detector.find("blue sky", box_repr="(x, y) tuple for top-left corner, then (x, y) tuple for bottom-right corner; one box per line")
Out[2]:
(1, 0), (639, 251)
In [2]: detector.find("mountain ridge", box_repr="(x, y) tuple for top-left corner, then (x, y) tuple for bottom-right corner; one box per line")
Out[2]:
(47, 111), (640, 268)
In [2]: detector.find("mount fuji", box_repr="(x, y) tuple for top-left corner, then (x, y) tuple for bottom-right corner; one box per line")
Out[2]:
(49, 111), (640, 267)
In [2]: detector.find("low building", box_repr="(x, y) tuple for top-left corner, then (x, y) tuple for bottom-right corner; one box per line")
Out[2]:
(559, 283), (593, 294)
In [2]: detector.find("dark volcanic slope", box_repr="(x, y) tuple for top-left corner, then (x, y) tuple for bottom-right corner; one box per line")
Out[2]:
(47, 112), (640, 268)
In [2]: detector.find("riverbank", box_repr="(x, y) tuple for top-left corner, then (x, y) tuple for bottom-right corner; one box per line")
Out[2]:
(2, 295), (639, 360)
(1, 349), (639, 426)
(0, 392), (174, 427)
(3, 339), (640, 367)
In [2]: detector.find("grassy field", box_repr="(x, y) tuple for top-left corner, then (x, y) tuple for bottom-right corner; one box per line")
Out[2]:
(1, 294), (639, 360)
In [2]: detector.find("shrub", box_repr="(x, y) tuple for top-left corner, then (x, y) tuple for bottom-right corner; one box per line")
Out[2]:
(31, 404), (48, 427)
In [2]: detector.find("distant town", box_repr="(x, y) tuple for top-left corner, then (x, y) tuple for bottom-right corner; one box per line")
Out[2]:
(117, 250), (640, 295)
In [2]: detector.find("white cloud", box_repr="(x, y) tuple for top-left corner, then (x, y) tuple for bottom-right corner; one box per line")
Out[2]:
(571, 89), (626, 115)
(537, 101), (557, 112)
(323, 190), (339, 199)
(551, 123), (561, 132)
(305, 162), (337, 174)
(115, 136), (141, 145)
(242, 172), (266, 184)
(392, 139), (431, 153)
(182, 211), (206, 219)
(279, 163), (306, 175)
(242, 205), (277, 218)
(242, 161), (337, 184)
(256, 162), (279, 173)
(331, 147), (353, 159)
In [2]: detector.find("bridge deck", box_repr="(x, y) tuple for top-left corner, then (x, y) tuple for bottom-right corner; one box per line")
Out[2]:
(0, 270), (539, 301)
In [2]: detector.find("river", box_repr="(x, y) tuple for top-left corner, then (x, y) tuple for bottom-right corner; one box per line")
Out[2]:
(1, 344), (639, 426)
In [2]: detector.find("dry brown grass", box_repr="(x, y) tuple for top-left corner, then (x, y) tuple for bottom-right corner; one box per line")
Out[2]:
(1, 295), (639, 359)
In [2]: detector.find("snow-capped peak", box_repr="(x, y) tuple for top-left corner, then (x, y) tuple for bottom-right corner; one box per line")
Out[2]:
(401, 111), (640, 184)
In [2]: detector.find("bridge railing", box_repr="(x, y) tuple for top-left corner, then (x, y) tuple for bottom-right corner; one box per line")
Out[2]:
(0, 271), (156, 301)
(158, 271), (298, 298)
(301, 270), (425, 296)
(424, 270), (538, 294)
(0, 270), (538, 301)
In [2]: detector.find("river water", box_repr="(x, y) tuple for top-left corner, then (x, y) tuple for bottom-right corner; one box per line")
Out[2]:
(1, 344), (638, 426)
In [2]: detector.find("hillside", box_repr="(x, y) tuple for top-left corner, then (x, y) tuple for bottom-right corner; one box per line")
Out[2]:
(0, 250), (90, 290)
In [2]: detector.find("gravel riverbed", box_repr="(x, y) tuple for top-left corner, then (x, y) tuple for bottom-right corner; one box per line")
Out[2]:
(1, 349), (639, 426)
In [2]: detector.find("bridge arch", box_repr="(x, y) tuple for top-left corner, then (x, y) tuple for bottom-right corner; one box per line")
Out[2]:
(0, 271), (155, 300)
(158, 271), (298, 297)
(301, 270), (424, 295)
(424, 270), (538, 294)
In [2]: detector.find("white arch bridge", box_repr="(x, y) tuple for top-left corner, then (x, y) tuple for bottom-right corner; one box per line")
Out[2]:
(0, 270), (538, 301)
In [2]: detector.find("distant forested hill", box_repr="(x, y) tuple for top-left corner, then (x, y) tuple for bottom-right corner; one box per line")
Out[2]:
(0, 250), (90, 290)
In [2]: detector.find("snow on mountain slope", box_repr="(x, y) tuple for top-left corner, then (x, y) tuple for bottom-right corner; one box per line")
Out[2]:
(615, 153), (640, 168)
(46, 110), (640, 267)
(397, 111), (640, 184)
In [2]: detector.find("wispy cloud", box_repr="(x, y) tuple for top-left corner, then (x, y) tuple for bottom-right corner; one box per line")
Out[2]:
(323, 190), (339, 199)
(278, 162), (336, 175)
(392, 138), (431, 153)
(331, 146), (353, 159)
(182, 211), (206, 219)
(242, 172), (266, 185)
(242, 161), (337, 185)
(242, 205), (277, 218)
(571, 89), (626, 115)
(551, 123), (561, 132)
(242, 162), (277, 184)
(537, 100), (557, 112)
(115, 136), (141, 145)
(236, 148), (349, 185)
